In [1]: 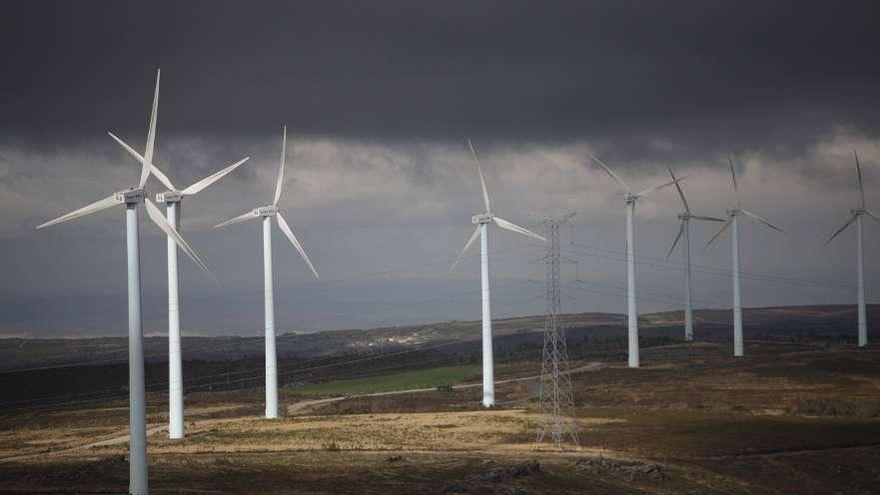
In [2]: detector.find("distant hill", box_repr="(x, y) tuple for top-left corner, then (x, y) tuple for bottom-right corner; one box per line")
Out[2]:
(0, 304), (876, 372)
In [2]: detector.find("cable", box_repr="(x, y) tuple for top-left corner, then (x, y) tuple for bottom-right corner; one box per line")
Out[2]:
(561, 283), (727, 312)
(563, 243), (862, 293)
(1, 245), (544, 374)
(0, 292), (545, 411)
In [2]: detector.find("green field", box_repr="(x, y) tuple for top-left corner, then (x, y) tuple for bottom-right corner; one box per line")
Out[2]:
(292, 364), (481, 395)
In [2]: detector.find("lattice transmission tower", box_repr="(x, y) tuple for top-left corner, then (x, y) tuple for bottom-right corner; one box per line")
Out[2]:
(536, 212), (579, 448)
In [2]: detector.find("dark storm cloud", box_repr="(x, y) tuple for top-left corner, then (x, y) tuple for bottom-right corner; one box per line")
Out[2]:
(3, 1), (880, 338)
(3, 1), (879, 159)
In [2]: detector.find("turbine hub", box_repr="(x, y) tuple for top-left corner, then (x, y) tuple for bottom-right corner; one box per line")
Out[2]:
(115, 188), (146, 205)
(472, 213), (493, 224)
(852, 207), (866, 215)
(677, 213), (691, 220)
(623, 192), (637, 204)
(725, 207), (741, 216)
(257, 205), (278, 217)
(156, 190), (183, 203)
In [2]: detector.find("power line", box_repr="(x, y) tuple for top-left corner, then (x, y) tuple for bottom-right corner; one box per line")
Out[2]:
(1, 246), (544, 374)
(571, 279), (731, 309)
(562, 242), (863, 293)
(0, 293), (546, 411)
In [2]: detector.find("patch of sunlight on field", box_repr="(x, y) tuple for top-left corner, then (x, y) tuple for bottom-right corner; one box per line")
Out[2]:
(292, 365), (481, 395)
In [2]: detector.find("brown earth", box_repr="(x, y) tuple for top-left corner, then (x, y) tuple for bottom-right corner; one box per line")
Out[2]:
(2, 340), (880, 494)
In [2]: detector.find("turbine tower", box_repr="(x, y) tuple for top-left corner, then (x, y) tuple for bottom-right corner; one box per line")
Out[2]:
(825, 150), (878, 348)
(665, 166), (724, 341)
(451, 139), (546, 408)
(586, 150), (685, 368)
(705, 156), (785, 357)
(215, 125), (318, 419)
(107, 132), (248, 440)
(35, 69), (214, 495)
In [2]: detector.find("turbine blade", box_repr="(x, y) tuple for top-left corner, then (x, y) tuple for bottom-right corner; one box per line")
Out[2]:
(276, 212), (319, 279)
(690, 214), (727, 222)
(467, 138), (491, 213)
(740, 209), (785, 234)
(140, 69), (160, 188)
(636, 173), (691, 198)
(214, 209), (260, 228)
(825, 213), (858, 245)
(450, 225), (482, 272)
(181, 157), (250, 196)
(855, 149), (866, 208)
(585, 148), (630, 192)
(728, 154), (740, 207)
(668, 165), (690, 213)
(273, 125), (286, 206)
(666, 220), (685, 260)
(864, 209), (880, 222)
(145, 198), (216, 282)
(149, 164), (175, 193)
(108, 132), (177, 191)
(704, 217), (732, 250)
(493, 217), (547, 242)
(35, 194), (124, 230)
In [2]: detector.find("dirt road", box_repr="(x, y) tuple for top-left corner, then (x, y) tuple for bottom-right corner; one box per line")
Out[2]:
(0, 362), (604, 463)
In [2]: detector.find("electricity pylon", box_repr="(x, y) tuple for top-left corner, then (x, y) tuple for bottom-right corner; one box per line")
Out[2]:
(536, 212), (579, 448)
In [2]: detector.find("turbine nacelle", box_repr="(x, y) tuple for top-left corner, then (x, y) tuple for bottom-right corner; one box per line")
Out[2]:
(155, 190), (183, 203)
(725, 207), (741, 217)
(472, 213), (494, 224)
(257, 205), (279, 217)
(116, 188), (147, 205)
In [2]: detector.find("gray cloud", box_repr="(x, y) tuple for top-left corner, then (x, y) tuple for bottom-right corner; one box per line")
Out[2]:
(3, 1), (880, 155)
(2, 126), (879, 336)
(2, 1), (880, 337)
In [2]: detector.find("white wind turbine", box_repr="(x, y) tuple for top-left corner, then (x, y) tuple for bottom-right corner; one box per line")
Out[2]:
(215, 125), (318, 419)
(449, 139), (547, 407)
(825, 149), (878, 348)
(705, 155), (785, 357)
(451, 139), (546, 408)
(665, 166), (725, 341)
(107, 131), (248, 440)
(35, 68), (213, 495)
(586, 150), (686, 368)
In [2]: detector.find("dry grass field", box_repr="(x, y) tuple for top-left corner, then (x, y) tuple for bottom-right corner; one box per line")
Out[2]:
(2, 340), (880, 493)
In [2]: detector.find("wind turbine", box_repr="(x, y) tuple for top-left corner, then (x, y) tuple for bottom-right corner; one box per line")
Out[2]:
(586, 150), (686, 368)
(107, 131), (248, 440)
(665, 166), (725, 341)
(35, 68), (213, 495)
(215, 125), (318, 419)
(825, 150), (878, 348)
(450, 139), (546, 408)
(705, 155), (785, 357)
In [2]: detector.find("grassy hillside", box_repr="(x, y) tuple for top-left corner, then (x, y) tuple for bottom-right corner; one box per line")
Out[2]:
(292, 364), (481, 395)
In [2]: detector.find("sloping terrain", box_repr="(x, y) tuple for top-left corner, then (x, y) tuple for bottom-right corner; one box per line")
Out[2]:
(2, 341), (880, 493)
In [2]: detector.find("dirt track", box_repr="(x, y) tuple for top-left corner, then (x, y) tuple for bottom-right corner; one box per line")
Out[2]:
(0, 362), (603, 464)
(4, 345), (880, 494)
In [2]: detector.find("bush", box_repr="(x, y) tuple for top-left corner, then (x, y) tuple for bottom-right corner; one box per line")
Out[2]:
(786, 397), (880, 417)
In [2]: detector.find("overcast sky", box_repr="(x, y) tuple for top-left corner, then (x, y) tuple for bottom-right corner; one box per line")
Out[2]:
(2, 1), (880, 337)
